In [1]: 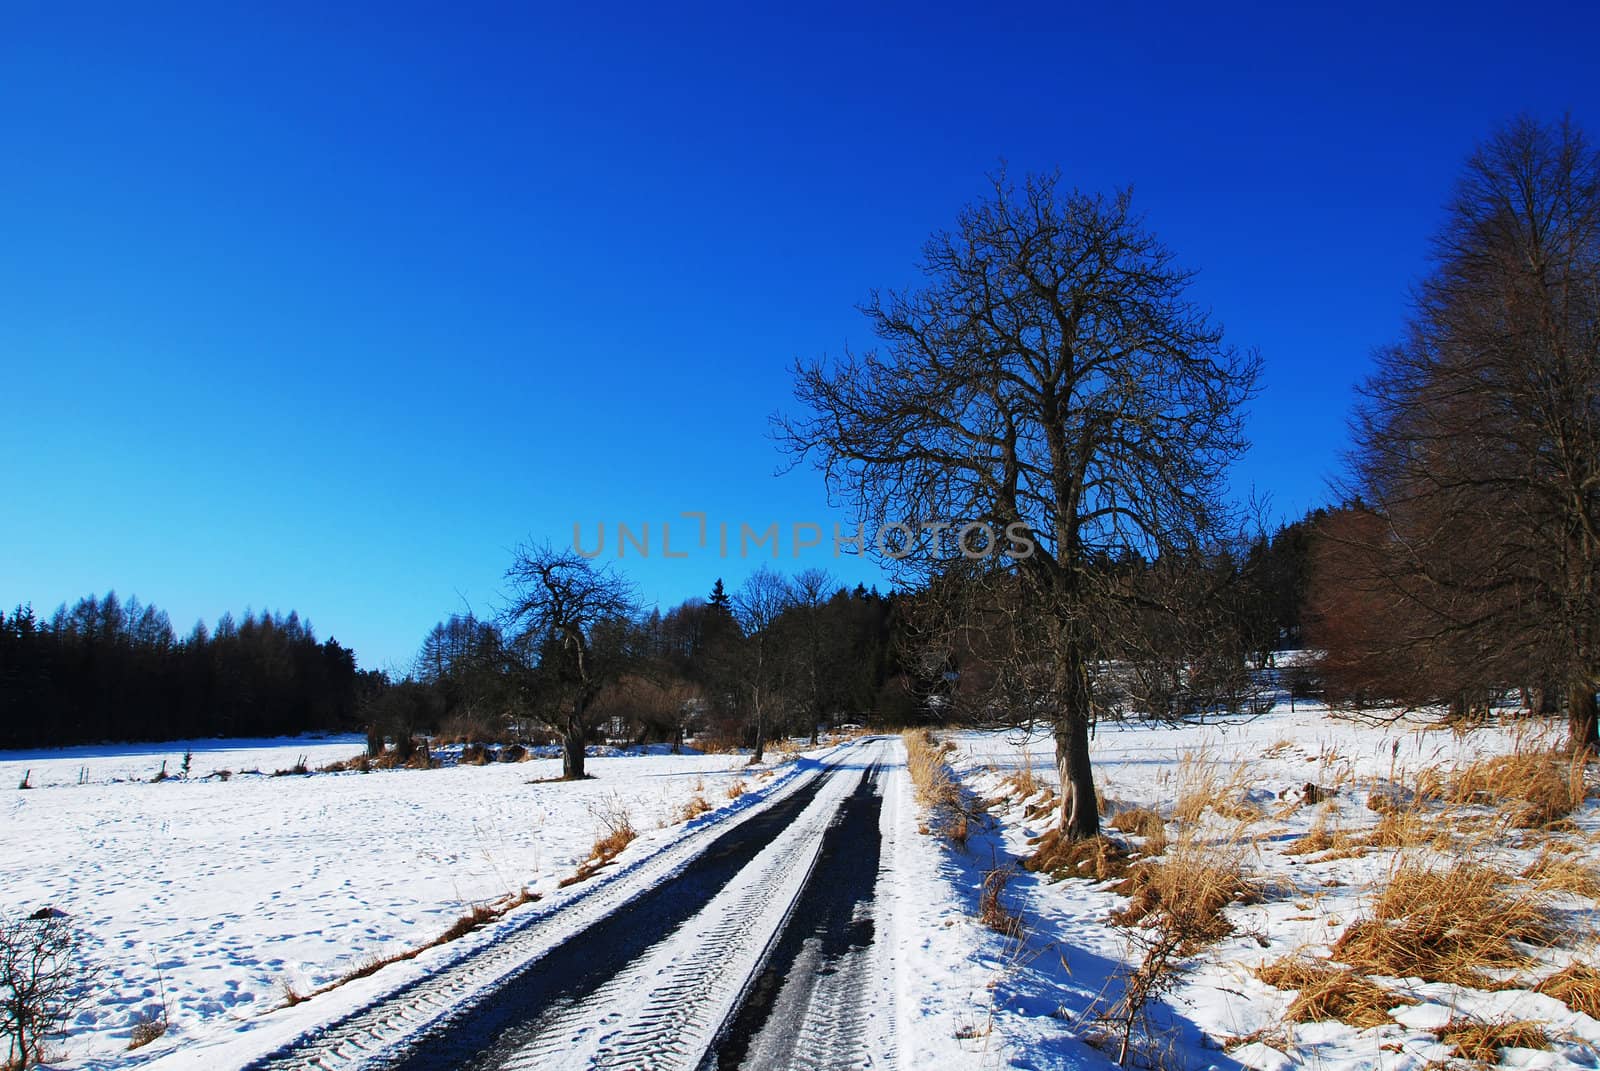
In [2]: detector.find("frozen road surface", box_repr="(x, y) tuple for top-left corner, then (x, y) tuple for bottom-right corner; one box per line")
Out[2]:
(239, 740), (897, 1070)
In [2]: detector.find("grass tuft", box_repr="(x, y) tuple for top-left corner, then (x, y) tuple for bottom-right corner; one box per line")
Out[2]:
(1432, 1018), (1550, 1062)
(1107, 837), (1262, 952)
(1533, 963), (1600, 1017)
(978, 865), (1024, 936)
(1330, 860), (1556, 985)
(1024, 831), (1133, 881)
(903, 729), (971, 846)
(1255, 957), (1415, 1028)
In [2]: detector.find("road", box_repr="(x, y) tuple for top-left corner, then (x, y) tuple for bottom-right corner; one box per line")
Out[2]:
(242, 739), (898, 1071)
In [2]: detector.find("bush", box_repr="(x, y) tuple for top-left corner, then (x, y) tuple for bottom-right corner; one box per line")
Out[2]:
(1, 911), (95, 1067)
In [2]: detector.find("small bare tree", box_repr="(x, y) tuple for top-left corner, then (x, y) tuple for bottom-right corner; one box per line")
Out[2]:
(1, 912), (94, 1068)
(500, 544), (638, 780)
(731, 567), (794, 764)
(781, 170), (1259, 838)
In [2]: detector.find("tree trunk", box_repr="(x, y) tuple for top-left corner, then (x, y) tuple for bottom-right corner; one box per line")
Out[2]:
(1569, 680), (1598, 757)
(562, 717), (586, 780)
(1055, 712), (1099, 839)
(748, 698), (766, 765)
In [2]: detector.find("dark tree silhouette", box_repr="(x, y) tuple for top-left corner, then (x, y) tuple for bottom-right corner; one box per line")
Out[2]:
(1324, 117), (1600, 752)
(500, 544), (639, 779)
(781, 170), (1259, 838)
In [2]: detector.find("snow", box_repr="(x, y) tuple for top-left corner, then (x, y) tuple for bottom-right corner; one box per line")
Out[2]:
(5, 698), (1596, 1071)
(938, 695), (1600, 1071)
(0, 735), (802, 1068)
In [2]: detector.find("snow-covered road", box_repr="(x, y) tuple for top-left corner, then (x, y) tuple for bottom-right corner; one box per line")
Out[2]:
(224, 739), (898, 1071)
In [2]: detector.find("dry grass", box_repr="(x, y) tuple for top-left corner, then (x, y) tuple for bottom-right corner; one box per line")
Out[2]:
(276, 890), (540, 1009)
(126, 1012), (167, 1050)
(1255, 956), (1416, 1028)
(1434, 747), (1589, 828)
(1433, 1018), (1550, 1062)
(560, 803), (639, 886)
(726, 780), (746, 800)
(1173, 752), (1262, 826)
(1107, 807), (1168, 855)
(1521, 850), (1600, 900)
(1534, 962), (1600, 1017)
(1004, 750), (1040, 801)
(903, 729), (970, 846)
(979, 866), (1024, 936)
(1331, 860), (1556, 985)
(1284, 803), (1360, 857)
(1107, 836), (1262, 953)
(677, 795), (714, 822)
(1024, 831), (1133, 881)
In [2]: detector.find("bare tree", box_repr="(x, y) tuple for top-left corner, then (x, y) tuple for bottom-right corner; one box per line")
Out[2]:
(500, 544), (638, 779)
(781, 171), (1259, 838)
(1, 911), (94, 1068)
(1327, 117), (1600, 752)
(789, 568), (838, 745)
(731, 566), (794, 765)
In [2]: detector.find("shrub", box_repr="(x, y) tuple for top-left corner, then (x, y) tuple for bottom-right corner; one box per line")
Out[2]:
(1, 911), (95, 1067)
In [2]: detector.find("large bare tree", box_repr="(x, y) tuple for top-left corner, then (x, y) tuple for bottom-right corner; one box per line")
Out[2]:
(1327, 117), (1600, 752)
(781, 171), (1259, 838)
(501, 544), (638, 779)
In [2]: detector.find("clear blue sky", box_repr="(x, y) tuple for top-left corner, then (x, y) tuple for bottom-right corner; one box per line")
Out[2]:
(2, 2), (1594, 673)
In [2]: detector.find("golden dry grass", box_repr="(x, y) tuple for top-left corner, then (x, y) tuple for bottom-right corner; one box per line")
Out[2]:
(1331, 860), (1556, 985)
(1521, 851), (1600, 900)
(677, 795), (713, 822)
(1434, 747), (1589, 828)
(726, 780), (746, 800)
(903, 729), (969, 846)
(1284, 803), (1361, 858)
(560, 807), (639, 886)
(1107, 837), (1262, 952)
(1172, 752), (1263, 826)
(979, 866), (1024, 937)
(1433, 1018), (1550, 1062)
(1024, 831), (1133, 881)
(1534, 963), (1600, 1017)
(1108, 807), (1169, 855)
(1255, 957), (1416, 1028)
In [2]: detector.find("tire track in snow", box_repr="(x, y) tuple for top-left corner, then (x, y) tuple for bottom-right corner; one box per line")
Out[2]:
(236, 750), (852, 1071)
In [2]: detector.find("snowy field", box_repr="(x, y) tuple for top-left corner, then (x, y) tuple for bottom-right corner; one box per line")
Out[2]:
(944, 701), (1600, 1070)
(0, 735), (792, 1068)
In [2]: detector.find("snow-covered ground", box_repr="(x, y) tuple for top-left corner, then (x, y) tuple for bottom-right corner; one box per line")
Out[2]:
(0, 735), (800, 1068)
(6, 704), (1596, 1071)
(941, 700), (1600, 1070)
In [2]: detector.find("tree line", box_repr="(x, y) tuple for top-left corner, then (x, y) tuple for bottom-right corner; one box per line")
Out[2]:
(0, 593), (373, 748)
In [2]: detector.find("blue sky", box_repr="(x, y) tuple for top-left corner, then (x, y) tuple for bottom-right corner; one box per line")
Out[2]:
(2, 2), (1595, 672)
